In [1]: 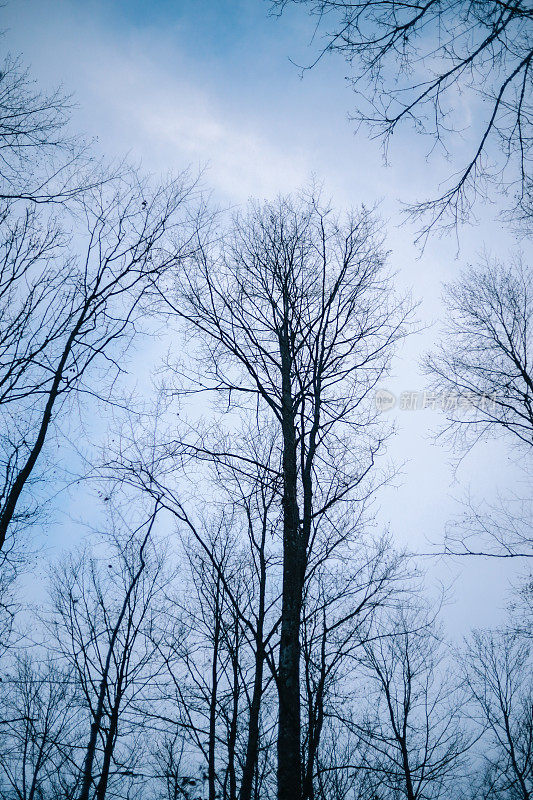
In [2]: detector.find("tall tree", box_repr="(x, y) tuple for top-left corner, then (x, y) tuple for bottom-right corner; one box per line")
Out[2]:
(337, 602), (470, 800)
(300, 538), (404, 800)
(117, 436), (282, 800)
(48, 505), (168, 800)
(0, 172), (193, 555)
(0, 51), (196, 559)
(149, 193), (410, 800)
(0, 656), (80, 800)
(464, 627), (532, 800)
(426, 254), (532, 560)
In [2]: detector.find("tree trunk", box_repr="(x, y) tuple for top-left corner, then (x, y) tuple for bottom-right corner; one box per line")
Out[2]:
(0, 327), (75, 551)
(302, 625), (326, 800)
(95, 698), (121, 800)
(226, 631), (239, 800)
(240, 637), (265, 800)
(77, 516), (155, 800)
(240, 522), (268, 800)
(277, 330), (304, 800)
(400, 739), (416, 800)
(208, 576), (222, 800)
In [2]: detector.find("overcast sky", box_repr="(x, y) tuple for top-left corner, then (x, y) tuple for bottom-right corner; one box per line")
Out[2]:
(5, 0), (531, 636)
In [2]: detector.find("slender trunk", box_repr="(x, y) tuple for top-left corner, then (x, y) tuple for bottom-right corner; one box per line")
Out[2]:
(400, 739), (416, 800)
(302, 680), (325, 800)
(302, 703), (315, 800)
(300, 476), (317, 800)
(226, 628), (239, 800)
(302, 624), (326, 800)
(503, 709), (530, 800)
(0, 325), (76, 551)
(209, 577), (222, 800)
(277, 539), (303, 800)
(0, 285), (98, 552)
(95, 698), (121, 800)
(77, 513), (156, 800)
(277, 329), (304, 800)
(277, 316), (321, 800)
(240, 526), (267, 800)
(78, 686), (108, 800)
(239, 640), (265, 800)
(27, 736), (47, 800)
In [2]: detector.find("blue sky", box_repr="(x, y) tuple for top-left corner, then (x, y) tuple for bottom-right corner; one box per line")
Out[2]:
(5, 0), (531, 633)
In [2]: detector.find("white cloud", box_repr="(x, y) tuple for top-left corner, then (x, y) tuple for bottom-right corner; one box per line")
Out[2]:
(81, 43), (311, 201)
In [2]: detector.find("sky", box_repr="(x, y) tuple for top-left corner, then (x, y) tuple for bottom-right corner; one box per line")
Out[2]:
(4, 0), (531, 636)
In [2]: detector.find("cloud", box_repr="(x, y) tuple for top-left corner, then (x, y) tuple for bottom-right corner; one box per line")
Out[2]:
(71, 32), (311, 202)
(92, 53), (310, 200)
(8, 0), (311, 202)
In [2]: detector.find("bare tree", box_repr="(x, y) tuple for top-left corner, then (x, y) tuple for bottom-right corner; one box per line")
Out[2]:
(310, 725), (375, 800)
(0, 172), (194, 556)
(151, 733), (206, 800)
(426, 255), (532, 450)
(0, 54), (98, 206)
(48, 503), (169, 800)
(137, 192), (410, 800)
(0, 551), (18, 666)
(173, 532), (230, 800)
(463, 627), (532, 800)
(508, 575), (533, 640)
(0, 656), (81, 800)
(224, 437), (281, 800)
(142, 491), (279, 800)
(195, 440), (281, 800)
(108, 415), (407, 800)
(272, 0), (533, 234)
(0, 44), (198, 560)
(426, 254), (532, 560)
(336, 602), (470, 800)
(299, 537), (406, 800)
